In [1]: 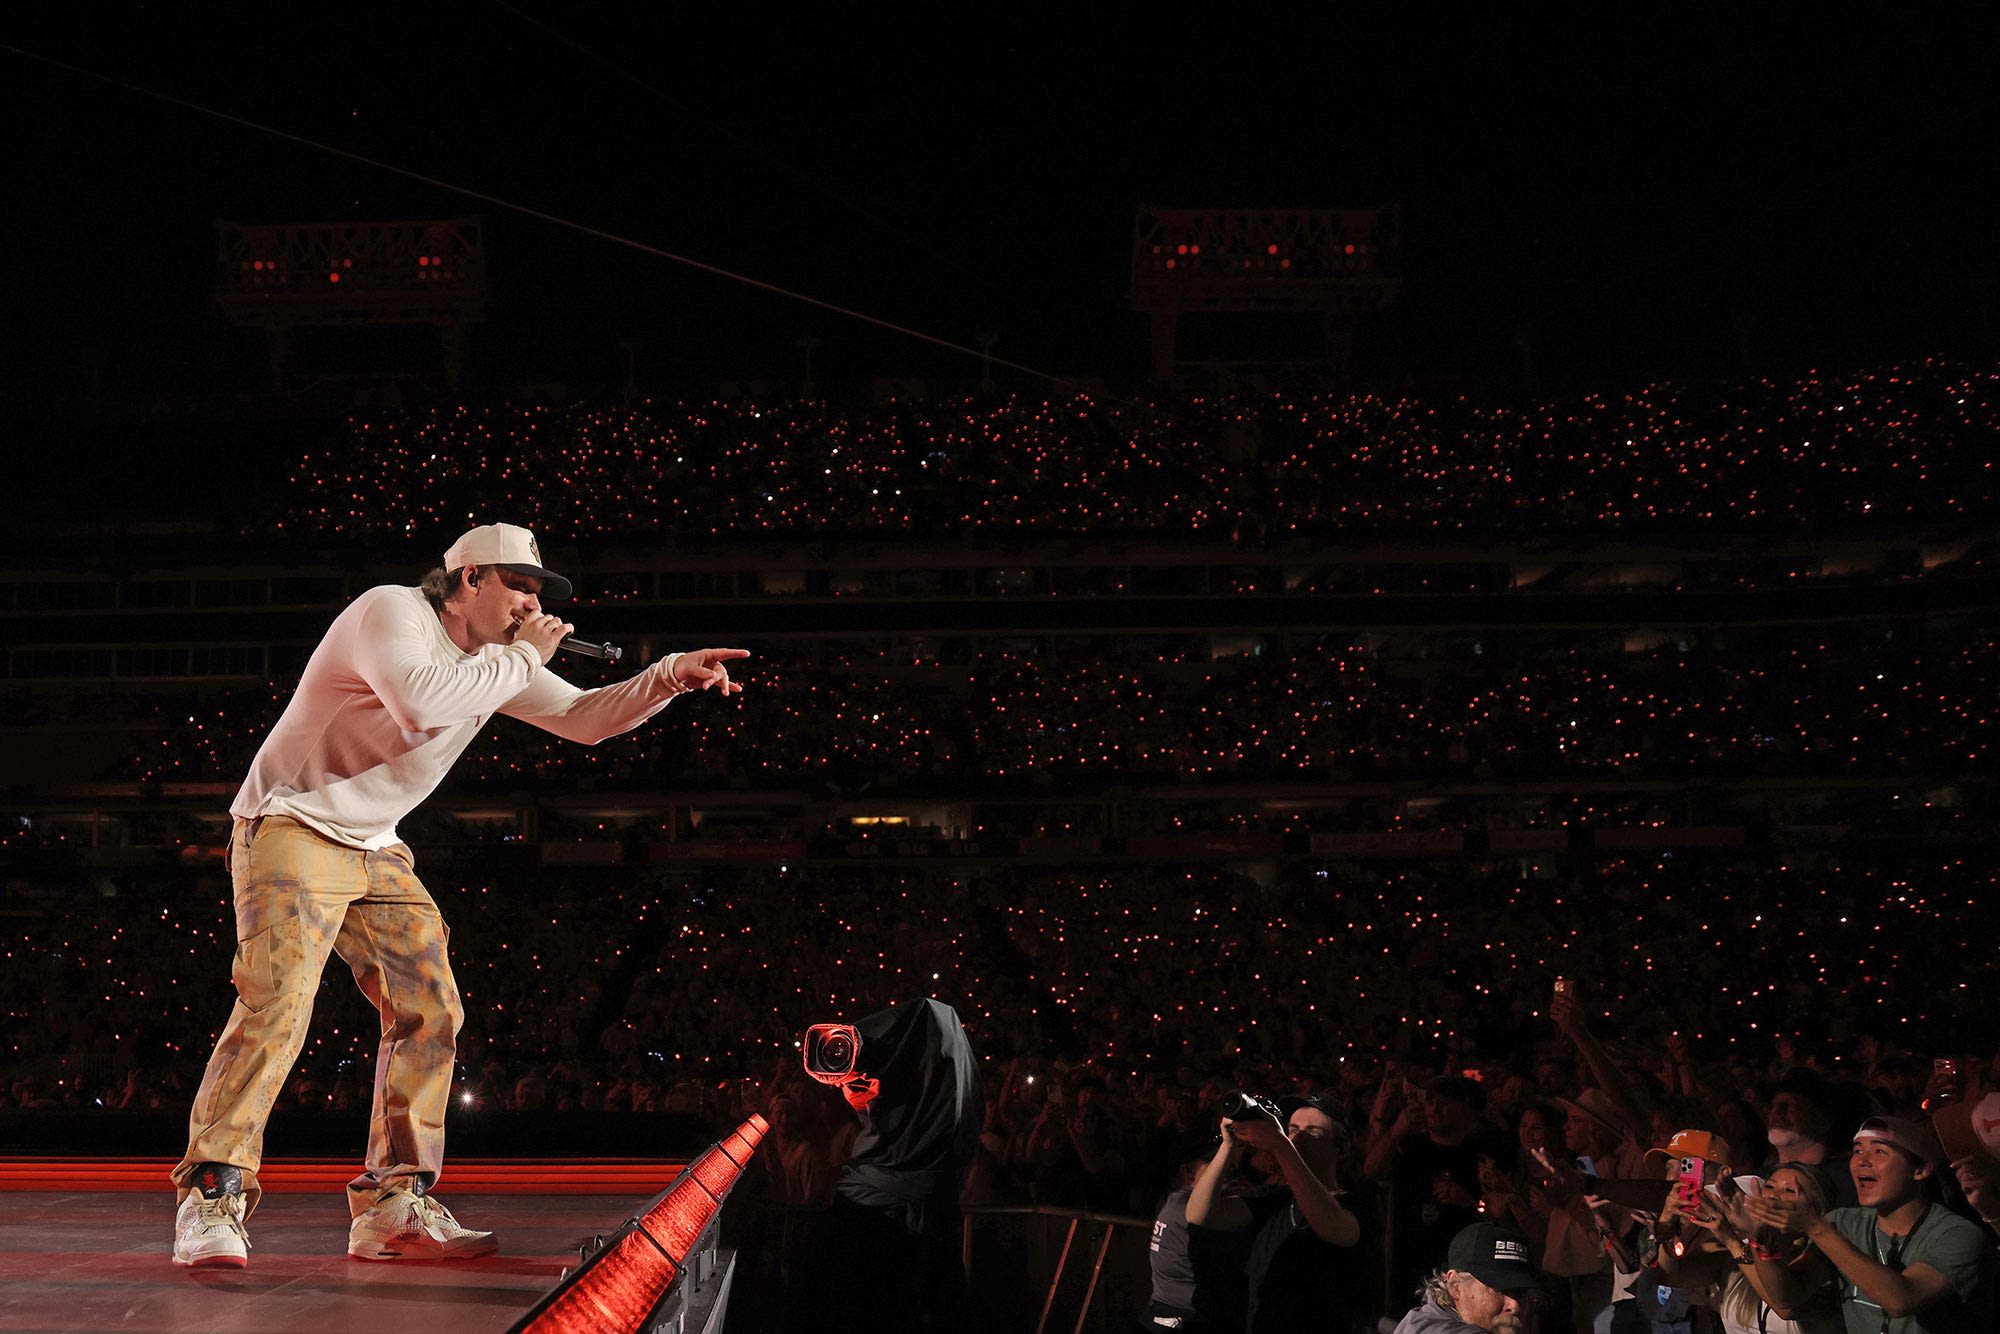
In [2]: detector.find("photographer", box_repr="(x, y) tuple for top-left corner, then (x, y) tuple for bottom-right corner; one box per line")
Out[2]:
(1187, 1093), (1363, 1334)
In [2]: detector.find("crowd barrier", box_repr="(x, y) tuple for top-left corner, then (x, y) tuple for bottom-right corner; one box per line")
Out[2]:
(963, 1204), (1153, 1334)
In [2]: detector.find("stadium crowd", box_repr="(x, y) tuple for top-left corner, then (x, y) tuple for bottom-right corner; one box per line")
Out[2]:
(7, 854), (1994, 1131)
(107, 627), (1995, 792)
(267, 359), (2000, 543)
(6, 356), (1996, 1327)
(5, 853), (1995, 1327)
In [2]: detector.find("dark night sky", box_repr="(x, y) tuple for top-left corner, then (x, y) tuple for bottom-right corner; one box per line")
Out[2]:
(3, 2), (1997, 410)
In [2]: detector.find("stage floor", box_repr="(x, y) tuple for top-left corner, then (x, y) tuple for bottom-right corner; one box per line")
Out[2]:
(0, 1179), (664, 1334)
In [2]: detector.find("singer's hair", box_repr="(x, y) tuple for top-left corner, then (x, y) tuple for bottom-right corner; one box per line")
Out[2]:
(420, 564), (492, 611)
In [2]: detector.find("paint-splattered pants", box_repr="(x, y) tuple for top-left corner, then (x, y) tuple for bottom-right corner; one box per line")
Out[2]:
(172, 816), (464, 1218)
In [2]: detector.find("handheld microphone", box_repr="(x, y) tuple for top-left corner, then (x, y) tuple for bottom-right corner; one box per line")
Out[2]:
(556, 636), (624, 664)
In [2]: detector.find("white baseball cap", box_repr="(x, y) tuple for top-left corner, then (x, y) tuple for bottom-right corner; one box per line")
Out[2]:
(442, 523), (572, 601)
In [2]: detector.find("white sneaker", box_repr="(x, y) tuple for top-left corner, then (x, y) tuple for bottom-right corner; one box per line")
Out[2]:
(173, 1187), (250, 1268)
(348, 1189), (497, 1261)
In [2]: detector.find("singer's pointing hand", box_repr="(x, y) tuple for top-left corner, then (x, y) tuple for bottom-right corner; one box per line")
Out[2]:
(671, 648), (751, 695)
(516, 613), (575, 665)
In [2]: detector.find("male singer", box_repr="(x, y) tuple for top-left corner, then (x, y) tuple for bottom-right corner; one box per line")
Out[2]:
(171, 523), (747, 1268)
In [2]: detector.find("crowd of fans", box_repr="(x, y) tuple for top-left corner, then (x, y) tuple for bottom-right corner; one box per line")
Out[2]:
(101, 626), (1994, 794)
(267, 359), (2000, 543)
(9, 357), (1997, 1327)
(6, 854), (1994, 1129)
(5, 853), (1994, 1325)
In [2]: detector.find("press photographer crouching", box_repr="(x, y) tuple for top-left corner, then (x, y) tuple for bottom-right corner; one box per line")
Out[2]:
(1395, 1221), (1542, 1334)
(1185, 1091), (1363, 1334)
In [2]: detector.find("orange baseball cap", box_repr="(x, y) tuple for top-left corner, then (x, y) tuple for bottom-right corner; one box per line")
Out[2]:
(1644, 1129), (1735, 1173)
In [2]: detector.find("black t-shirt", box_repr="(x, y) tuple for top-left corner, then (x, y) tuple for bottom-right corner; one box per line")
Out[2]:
(1244, 1190), (1362, 1334)
(1386, 1129), (1509, 1292)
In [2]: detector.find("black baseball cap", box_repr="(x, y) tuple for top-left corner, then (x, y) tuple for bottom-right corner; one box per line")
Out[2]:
(1277, 1091), (1339, 1121)
(1278, 1093), (1352, 1151)
(1427, 1074), (1487, 1112)
(1448, 1222), (1539, 1292)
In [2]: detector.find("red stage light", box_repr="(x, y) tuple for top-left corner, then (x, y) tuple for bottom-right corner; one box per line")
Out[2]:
(526, 1233), (676, 1333)
(690, 1149), (737, 1199)
(639, 1181), (718, 1261)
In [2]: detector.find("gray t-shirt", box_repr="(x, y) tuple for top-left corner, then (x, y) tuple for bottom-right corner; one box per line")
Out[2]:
(1825, 1205), (1996, 1334)
(1149, 1188), (1200, 1311)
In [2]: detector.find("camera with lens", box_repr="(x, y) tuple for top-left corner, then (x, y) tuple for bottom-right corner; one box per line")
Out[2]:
(1218, 1090), (1282, 1123)
(803, 1023), (862, 1084)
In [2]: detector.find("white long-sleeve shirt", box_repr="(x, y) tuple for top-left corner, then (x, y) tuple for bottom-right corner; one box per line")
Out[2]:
(231, 584), (685, 849)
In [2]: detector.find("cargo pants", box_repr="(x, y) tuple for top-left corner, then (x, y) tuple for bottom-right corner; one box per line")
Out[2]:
(171, 815), (465, 1218)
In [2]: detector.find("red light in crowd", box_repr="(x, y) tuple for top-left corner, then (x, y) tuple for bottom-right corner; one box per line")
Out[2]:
(328, 273), (340, 283)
